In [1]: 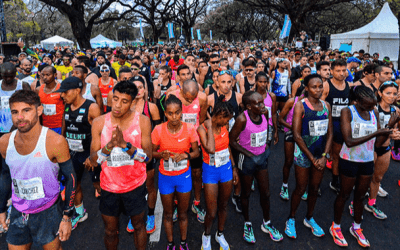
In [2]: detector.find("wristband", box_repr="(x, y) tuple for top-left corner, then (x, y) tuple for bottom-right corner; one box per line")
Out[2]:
(105, 144), (112, 152)
(61, 218), (72, 223)
(132, 148), (149, 162)
(185, 152), (191, 160)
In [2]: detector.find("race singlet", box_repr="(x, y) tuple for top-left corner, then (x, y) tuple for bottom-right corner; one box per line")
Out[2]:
(309, 119), (329, 136)
(250, 129), (268, 147)
(12, 177), (45, 201)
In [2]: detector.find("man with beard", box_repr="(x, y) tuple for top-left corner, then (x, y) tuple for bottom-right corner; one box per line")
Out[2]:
(16, 59), (36, 85)
(56, 54), (74, 81)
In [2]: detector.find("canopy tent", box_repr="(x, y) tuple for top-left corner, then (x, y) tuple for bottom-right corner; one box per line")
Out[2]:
(90, 34), (122, 48)
(40, 35), (74, 50)
(330, 2), (399, 67)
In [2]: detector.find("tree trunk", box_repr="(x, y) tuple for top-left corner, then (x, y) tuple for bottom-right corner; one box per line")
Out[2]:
(69, 15), (92, 49)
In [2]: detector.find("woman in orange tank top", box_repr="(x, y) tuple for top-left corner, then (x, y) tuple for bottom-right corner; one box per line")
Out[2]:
(98, 64), (116, 112)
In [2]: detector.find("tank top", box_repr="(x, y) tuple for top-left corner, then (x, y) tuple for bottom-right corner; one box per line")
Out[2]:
(177, 89), (201, 129)
(82, 83), (96, 103)
(208, 84), (217, 96)
(238, 110), (269, 156)
(340, 105), (377, 162)
(295, 79), (305, 97)
(64, 100), (93, 152)
(6, 127), (59, 214)
(0, 80), (23, 133)
(244, 76), (255, 92)
(159, 79), (172, 96)
(38, 84), (64, 128)
(213, 91), (240, 131)
(377, 104), (396, 130)
(202, 125), (230, 167)
(99, 78), (114, 112)
(100, 112), (146, 193)
(284, 96), (299, 133)
(263, 92), (273, 126)
(325, 79), (350, 120)
(191, 72), (197, 82)
(272, 69), (289, 97)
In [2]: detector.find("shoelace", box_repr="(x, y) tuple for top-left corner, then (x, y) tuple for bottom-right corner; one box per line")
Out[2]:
(334, 228), (344, 239)
(245, 225), (253, 236)
(354, 228), (366, 240)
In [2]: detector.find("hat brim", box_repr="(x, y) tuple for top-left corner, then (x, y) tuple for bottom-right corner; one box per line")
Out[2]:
(54, 88), (73, 93)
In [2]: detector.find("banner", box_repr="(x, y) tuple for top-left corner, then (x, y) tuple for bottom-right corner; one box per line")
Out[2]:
(210, 30), (212, 41)
(197, 29), (201, 40)
(139, 19), (144, 38)
(191, 28), (194, 40)
(168, 23), (175, 39)
(279, 15), (291, 39)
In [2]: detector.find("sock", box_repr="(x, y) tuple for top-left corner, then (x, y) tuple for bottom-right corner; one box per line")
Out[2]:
(233, 194), (240, 198)
(245, 221), (252, 226)
(148, 207), (155, 216)
(368, 198), (376, 206)
(306, 216), (312, 221)
(193, 200), (200, 206)
(180, 240), (186, 245)
(75, 202), (84, 215)
(167, 241), (174, 246)
(217, 230), (224, 236)
(204, 232), (211, 237)
(353, 222), (361, 229)
(333, 175), (339, 184)
(282, 183), (288, 188)
(263, 219), (271, 225)
(333, 222), (340, 229)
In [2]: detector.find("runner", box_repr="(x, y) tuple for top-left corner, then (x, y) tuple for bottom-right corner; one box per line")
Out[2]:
(153, 66), (175, 100)
(370, 65), (393, 95)
(98, 65), (116, 112)
(229, 91), (283, 244)
(330, 86), (397, 248)
(56, 54), (73, 81)
(271, 59), (291, 110)
(204, 70), (219, 96)
(284, 74), (333, 239)
(58, 77), (101, 229)
(345, 57), (361, 83)
(321, 60), (350, 193)
(239, 59), (257, 94)
(291, 66), (311, 98)
(200, 54), (220, 89)
(198, 95), (238, 250)
(16, 59), (36, 85)
(111, 54), (131, 78)
(0, 89), (77, 250)
(152, 94), (200, 250)
(353, 64), (376, 90)
(85, 80), (152, 250)
(76, 56), (100, 87)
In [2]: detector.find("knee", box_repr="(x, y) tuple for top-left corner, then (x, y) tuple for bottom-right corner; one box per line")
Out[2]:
(177, 211), (188, 221)
(294, 185), (307, 196)
(104, 229), (118, 241)
(164, 212), (173, 222)
(131, 218), (145, 230)
(207, 210), (217, 220)
(373, 175), (383, 184)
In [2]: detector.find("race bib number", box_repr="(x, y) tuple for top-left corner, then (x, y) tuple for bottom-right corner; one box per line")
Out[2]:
(164, 158), (187, 172)
(43, 104), (56, 116)
(279, 77), (288, 86)
(13, 177), (45, 201)
(251, 130), (268, 147)
(1, 96), (9, 110)
(379, 113), (390, 128)
(102, 97), (107, 106)
(214, 148), (230, 168)
(266, 106), (271, 119)
(107, 148), (135, 167)
(67, 138), (84, 152)
(309, 119), (328, 136)
(332, 105), (347, 117)
(352, 122), (377, 138)
(182, 113), (197, 126)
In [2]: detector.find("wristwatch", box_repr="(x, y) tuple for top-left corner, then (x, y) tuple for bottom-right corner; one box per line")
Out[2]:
(63, 207), (75, 218)
(122, 142), (132, 152)
(322, 152), (330, 159)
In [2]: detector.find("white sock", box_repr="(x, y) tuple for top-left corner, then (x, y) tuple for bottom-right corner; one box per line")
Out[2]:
(333, 222), (340, 229)
(263, 219), (271, 225)
(245, 221), (252, 226)
(353, 222), (361, 229)
(282, 183), (288, 188)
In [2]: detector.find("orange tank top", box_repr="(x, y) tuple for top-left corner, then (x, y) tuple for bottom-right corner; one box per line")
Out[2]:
(100, 112), (146, 193)
(175, 89), (200, 129)
(202, 125), (230, 166)
(99, 78), (114, 112)
(38, 84), (64, 128)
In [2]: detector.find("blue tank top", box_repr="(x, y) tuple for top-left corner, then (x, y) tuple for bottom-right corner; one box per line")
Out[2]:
(271, 69), (289, 97)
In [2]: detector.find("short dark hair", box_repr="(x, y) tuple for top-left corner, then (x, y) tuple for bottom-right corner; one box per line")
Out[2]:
(304, 74), (322, 87)
(330, 59), (347, 70)
(160, 65), (169, 73)
(133, 56), (141, 61)
(119, 66), (131, 75)
(10, 90), (41, 108)
(74, 65), (88, 74)
(243, 59), (256, 68)
(177, 64), (190, 75)
(113, 80), (138, 101)
(375, 65), (390, 74)
(77, 56), (90, 68)
(316, 61), (330, 71)
(363, 63), (376, 75)
(209, 54), (219, 60)
(165, 94), (182, 110)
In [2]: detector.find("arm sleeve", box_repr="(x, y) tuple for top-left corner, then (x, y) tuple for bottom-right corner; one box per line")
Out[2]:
(59, 159), (77, 211)
(0, 162), (11, 213)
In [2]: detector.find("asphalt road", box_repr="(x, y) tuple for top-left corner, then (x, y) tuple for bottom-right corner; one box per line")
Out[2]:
(1, 132), (400, 249)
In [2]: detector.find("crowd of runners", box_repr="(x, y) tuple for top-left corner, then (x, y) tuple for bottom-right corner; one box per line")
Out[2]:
(0, 39), (399, 250)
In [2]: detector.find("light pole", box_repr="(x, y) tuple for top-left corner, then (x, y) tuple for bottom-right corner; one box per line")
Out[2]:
(0, 0), (6, 42)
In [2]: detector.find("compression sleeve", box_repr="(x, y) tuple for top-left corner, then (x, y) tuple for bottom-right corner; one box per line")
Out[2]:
(59, 159), (77, 211)
(0, 162), (11, 213)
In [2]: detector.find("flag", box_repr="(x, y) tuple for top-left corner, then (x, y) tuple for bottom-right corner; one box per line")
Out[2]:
(191, 28), (194, 40)
(168, 23), (175, 38)
(210, 30), (212, 41)
(279, 15), (291, 39)
(197, 29), (201, 40)
(139, 19), (144, 38)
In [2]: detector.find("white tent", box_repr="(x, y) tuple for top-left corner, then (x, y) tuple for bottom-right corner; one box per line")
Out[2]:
(90, 34), (122, 48)
(330, 2), (399, 66)
(40, 35), (74, 50)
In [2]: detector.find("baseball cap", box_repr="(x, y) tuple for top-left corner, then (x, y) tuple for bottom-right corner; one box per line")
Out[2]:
(130, 75), (145, 85)
(255, 51), (262, 59)
(55, 77), (83, 93)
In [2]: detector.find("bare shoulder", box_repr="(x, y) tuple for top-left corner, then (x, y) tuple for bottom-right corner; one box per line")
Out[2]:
(0, 133), (11, 156)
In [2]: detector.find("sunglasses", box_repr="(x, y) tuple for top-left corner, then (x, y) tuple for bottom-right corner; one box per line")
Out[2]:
(245, 68), (255, 72)
(63, 59), (70, 61)
(100, 69), (110, 72)
(219, 70), (232, 76)
(380, 81), (398, 90)
(131, 68), (139, 71)
(210, 61), (220, 64)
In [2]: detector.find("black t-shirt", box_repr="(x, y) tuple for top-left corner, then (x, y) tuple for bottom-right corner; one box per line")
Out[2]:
(139, 65), (153, 93)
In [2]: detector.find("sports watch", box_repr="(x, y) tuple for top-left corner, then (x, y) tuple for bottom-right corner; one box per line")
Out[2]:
(122, 142), (132, 152)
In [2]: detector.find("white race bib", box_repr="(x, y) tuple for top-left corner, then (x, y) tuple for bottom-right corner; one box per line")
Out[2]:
(352, 122), (377, 138)
(379, 113), (390, 128)
(279, 77), (288, 85)
(107, 147), (135, 167)
(266, 106), (271, 119)
(1, 96), (10, 110)
(182, 113), (197, 126)
(164, 158), (187, 172)
(102, 97), (107, 106)
(332, 105), (347, 117)
(251, 129), (268, 147)
(214, 148), (230, 167)
(13, 177), (45, 201)
(67, 138), (84, 152)
(43, 104), (56, 116)
(309, 119), (328, 136)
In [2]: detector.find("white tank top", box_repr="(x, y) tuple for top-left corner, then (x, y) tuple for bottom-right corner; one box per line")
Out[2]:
(82, 83), (96, 103)
(0, 80), (23, 133)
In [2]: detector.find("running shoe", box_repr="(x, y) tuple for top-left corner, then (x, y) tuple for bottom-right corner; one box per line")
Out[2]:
(364, 204), (387, 219)
(71, 209), (88, 230)
(378, 186), (388, 197)
(251, 180), (255, 191)
(304, 217), (325, 237)
(232, 195), (243, 213)
(349, 201), (354, 217)
(127, 219), (134, 233)
(215, 232), (230, 250)
(146, 215), (156, 234)
(326, 160), (332, 169)
(166, 245), (175, 250)
(173, 206), (178, 222)
(261, 222), (283, 241)
(180, 242), (189, 250)
(330, 181), (340, 193)
(329, 223), (348, 247)
(243, 223), (256, 243)
(285, 218), (296, 239)
(391, 147), (400, 161)
(280, 186), (289, 200)
(350, 224), (370, 248)
(301, 191), (308, 201)
(201, 233), (211, 250)
(192, 203), (205, 223)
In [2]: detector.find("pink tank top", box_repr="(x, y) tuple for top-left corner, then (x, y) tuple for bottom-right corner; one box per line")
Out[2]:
(176, 89), (201, 129)
(100, 112), (146, 193)
(263, 93), (273, 126)
(284, 96), (298, 133)
(238, 110), (269, 156)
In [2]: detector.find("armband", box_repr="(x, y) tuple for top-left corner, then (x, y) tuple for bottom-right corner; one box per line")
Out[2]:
(97, 150), (109, 164)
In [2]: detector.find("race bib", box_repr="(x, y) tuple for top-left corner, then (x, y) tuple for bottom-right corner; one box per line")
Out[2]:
(107, 147), (135, 167)
(251, 129), (268, 147)
(332, 105), (347, 117)
(182, 113), (197, 126)
(13, 177), (45, 201)
(43, 104), (56, 116)
(164, 158), (187, 172)
(67, 138), (84, 152)
(1, 96), (10, 110)
(266, 106), (271, 119)
(379, 113), (390, 128)
(309, 119), (328, 136)
(102, 97), (107, 106)
(279, 77), (288, 86)
(214, 148), (230, 168)
(352, 122), (377, 138)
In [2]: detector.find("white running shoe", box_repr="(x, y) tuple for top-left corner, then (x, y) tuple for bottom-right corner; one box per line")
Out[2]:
(201, 233), (211, 250)
(215, 232), (230, 250)
(378, 186), (388, 197)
